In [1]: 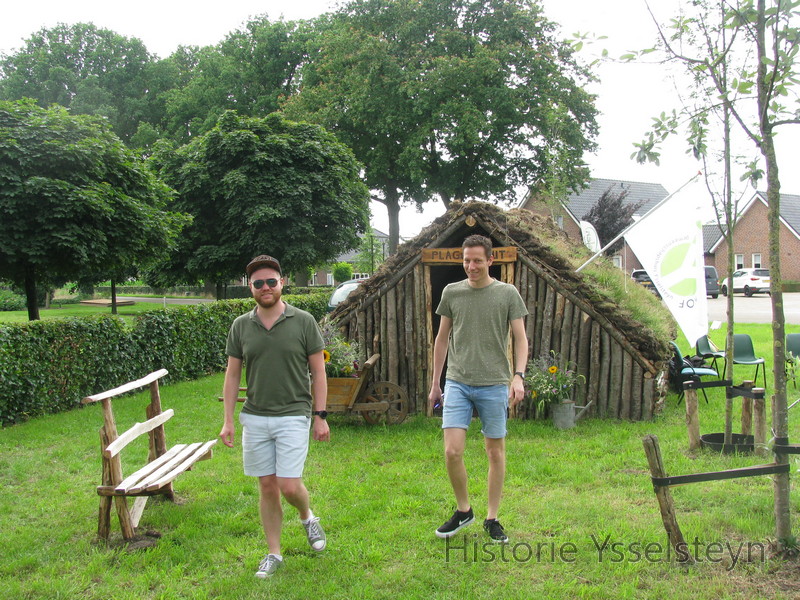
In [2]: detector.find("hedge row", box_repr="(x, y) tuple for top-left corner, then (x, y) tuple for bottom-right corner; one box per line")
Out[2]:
(0, 292), (331, 425)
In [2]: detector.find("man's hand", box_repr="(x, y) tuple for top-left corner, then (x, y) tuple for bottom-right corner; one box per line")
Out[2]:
(219, 423), (235, 448)
(509, 377), (525, 408)
(428, 384), (443, 412)
(313, 417), (330, 442)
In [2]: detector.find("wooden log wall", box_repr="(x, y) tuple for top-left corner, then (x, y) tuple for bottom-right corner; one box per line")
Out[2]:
(338, 256), (663, 421)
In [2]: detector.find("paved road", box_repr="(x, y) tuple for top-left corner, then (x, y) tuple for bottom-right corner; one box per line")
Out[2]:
(707, 292), (800, 325)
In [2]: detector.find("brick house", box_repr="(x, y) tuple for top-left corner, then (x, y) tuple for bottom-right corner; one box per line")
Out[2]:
(519, 178), (669, 273)
(703, 191), (800, 282)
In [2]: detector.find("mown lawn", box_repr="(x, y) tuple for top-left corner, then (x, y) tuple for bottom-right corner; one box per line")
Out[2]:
(2, 323), (800, 598)
(0, 302), (166, 325)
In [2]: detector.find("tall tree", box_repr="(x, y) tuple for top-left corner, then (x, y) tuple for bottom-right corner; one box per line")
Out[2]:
(636, 0), (800, 551)
(0, 99), (185, 320)
(285, 0), (598, 252)
(150, 110), (370, 296)
(162, 17), (312, 145)
(0, 23), (165, 145)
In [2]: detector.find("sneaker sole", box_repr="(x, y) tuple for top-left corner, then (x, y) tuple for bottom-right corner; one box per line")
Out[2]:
(435, 515), (475, 538)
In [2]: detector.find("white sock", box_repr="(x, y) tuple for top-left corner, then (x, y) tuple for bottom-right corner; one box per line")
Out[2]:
(269, 553), (283, 561)
(301, 511), (316, 524)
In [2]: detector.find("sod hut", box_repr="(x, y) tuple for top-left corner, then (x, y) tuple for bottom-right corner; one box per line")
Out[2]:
(329, 201), (674, 421)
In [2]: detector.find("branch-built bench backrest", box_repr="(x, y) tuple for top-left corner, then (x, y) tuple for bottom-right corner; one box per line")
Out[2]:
(82, 369), (216, 540)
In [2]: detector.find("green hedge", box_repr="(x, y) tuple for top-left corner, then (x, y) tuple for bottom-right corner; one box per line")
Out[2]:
(0, 292), (330, 425)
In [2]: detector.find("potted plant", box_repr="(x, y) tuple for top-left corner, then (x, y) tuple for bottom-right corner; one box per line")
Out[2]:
(524, 351), (587, 429)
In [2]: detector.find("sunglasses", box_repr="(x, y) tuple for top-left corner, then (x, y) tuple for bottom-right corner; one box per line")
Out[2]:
(251, 278), (280, 289)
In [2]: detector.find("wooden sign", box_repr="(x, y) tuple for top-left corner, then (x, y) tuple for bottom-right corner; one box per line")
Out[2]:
(421, 246), (517, 264)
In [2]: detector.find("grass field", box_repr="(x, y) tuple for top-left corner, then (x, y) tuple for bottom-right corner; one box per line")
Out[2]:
(0, 302), (166, 324)
(3, 323), (800, 599)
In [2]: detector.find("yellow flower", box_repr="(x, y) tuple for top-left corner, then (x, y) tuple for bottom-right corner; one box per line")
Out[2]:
(323, 349), (331, 363)
(548, 365), (558, 374)
(531, 391), (538, 399)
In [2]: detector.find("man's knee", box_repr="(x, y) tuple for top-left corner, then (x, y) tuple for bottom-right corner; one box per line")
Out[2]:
(277, 477), (304, 499)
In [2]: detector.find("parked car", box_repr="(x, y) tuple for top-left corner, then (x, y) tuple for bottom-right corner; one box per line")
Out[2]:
(631, 269), (661, 298)
(704, 265), (720, 299)
(327, 279), (366, 312)
(720, 268), (771, 297)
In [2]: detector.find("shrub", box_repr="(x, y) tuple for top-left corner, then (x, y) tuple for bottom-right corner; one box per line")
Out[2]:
(0, 292), (332, 425)
(0, 289), (26, 311)
(332, 262), (353, 284)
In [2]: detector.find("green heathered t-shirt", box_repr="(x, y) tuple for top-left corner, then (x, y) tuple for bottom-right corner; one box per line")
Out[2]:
(225, 303), (324, 417)
(436, 279), (528, 386)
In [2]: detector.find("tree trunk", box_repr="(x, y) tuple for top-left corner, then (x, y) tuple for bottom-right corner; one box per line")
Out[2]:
(755, 0), (790, 548)
(110, 279), (118, 315)
(382, 189), (402, 254)
(24, 265), (40, 321)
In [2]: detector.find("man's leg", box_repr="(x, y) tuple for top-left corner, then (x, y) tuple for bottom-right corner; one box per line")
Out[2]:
(277, 477), (311, 520)
(258, 475), (284, 555)
(443, 427), (470, 511)
(484, 436), (506, 520)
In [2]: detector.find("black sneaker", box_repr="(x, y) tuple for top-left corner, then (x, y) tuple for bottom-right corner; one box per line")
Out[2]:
(435, 508), (474, 538)
(483, 518), (508, 543)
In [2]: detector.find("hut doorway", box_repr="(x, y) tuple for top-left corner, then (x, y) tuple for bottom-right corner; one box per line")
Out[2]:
(421, 247), (518, 413)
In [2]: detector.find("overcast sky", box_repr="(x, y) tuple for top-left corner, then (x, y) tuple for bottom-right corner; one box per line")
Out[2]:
(2, 0), (798, 237)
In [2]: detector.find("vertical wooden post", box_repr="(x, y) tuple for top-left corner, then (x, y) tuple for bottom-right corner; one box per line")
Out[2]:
(684, 384), (701, 451)
(98, 429), (113, 540)
(753, 388), (767, 457)
(642, 435), (695, 565)
(740, 380), (754, 437)
(147, 379), (173, 501)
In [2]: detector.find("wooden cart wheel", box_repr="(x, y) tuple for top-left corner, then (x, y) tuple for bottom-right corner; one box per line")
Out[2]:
(361, 381), (409, 425)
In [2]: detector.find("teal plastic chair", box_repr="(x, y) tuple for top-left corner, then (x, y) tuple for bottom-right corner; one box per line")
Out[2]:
(786, 333), (800, 389)
(695, 335), (725, 376)
(670, 341), (719, 403)
(732, 334), (766, 388)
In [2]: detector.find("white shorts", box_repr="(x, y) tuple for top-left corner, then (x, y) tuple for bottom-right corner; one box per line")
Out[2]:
(239, 412), (311, 478)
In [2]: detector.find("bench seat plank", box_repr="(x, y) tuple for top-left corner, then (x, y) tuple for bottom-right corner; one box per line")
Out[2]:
(124, 440), (217, 494)
(113, 444), (187, 493)
(144, 440), (217, 491)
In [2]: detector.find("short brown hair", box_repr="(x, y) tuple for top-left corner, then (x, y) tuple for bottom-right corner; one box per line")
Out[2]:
(462, 234), (492, 259)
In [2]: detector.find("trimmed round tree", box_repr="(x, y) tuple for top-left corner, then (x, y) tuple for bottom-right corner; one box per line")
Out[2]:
(0, 99), (183, 320)
(150, 110), (370, 296)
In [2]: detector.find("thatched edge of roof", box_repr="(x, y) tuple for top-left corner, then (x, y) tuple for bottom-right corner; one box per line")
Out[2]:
(331, 201), (673, 366)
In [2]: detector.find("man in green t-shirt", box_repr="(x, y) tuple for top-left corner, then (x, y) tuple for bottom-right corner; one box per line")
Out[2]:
(220, 254), (329, 578)
(428, 235), (528, 544)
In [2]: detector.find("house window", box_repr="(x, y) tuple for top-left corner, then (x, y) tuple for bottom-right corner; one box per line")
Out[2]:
(611, 255), (622, 269)
(327, 273), (334, 286)
(735, 254), (744, 270)
(752, 253), (762, 268)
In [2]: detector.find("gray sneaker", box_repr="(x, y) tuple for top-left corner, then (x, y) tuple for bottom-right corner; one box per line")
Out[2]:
(255, 554), (283, 578)
(303, 516), (327, 551)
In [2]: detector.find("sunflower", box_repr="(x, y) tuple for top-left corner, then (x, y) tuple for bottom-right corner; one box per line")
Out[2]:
(323, 349), (331, 363)
(548, 365), (558, 374)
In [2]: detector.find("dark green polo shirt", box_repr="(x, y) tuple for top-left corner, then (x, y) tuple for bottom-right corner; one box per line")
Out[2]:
(226, 303), (324, 417)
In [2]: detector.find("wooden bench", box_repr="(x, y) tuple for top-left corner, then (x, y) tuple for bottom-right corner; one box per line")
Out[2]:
(82, 369), (217, 540)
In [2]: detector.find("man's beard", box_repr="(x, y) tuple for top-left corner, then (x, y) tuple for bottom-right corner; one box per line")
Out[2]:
(254, 288), (281, 309)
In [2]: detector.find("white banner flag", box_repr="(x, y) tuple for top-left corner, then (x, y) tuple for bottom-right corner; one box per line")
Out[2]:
(579, 220), (601, 253)
(624, 178), (708, 344)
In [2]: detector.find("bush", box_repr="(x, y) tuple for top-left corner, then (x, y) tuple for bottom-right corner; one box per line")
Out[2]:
(332, 262), (353, 284)
(0, 292), (332, 425)
(0, 289), (26, 311)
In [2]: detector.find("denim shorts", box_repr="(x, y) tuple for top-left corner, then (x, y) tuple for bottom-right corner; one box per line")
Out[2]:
(239, 412), (311, 478)
(441, 380), (509, 439)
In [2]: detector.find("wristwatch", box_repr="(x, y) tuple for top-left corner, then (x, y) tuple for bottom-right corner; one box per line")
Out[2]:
(312, 410), (328, 419)
(514, 371), (525, 379)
